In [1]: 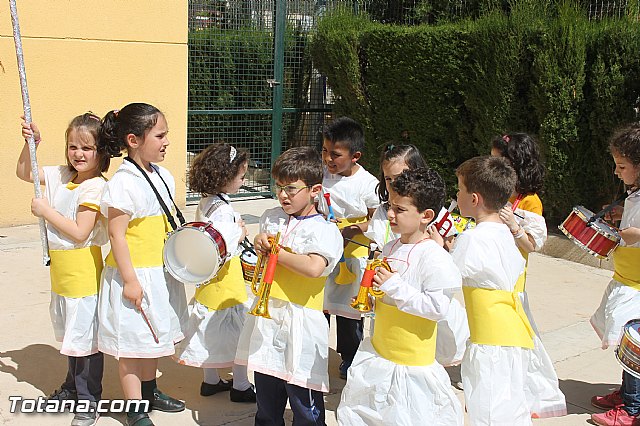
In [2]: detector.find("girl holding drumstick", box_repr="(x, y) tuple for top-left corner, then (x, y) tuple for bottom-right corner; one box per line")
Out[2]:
(590, 123), (640, 426)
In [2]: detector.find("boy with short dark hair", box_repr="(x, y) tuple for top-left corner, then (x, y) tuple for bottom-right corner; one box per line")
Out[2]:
(319, 117), (380, 379)
(235, 146), (343, 425)
(451, 156), (533, 426)
(337, 167), (463, 425)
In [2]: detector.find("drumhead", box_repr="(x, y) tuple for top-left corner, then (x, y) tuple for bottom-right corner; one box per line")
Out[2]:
(164, 226), (221, 285)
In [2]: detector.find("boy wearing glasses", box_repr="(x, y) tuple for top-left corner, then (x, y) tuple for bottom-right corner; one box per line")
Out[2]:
(235, 146), (343, 425)
(319, 117), (380, 380)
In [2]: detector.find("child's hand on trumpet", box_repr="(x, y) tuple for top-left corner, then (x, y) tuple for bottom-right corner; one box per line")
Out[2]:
(373, 266), (395, 287)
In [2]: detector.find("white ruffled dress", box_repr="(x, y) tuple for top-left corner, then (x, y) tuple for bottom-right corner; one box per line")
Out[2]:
(98, 161), (187, 358)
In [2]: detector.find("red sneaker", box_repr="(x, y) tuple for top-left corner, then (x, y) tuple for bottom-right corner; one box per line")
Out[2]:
(591, 407), (640, 426)
(592, 390), (624, 410)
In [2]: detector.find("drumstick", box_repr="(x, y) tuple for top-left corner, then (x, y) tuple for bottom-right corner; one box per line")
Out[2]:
(140, 308), (159, 344)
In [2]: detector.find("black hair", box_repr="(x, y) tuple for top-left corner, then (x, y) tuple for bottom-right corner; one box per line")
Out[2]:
(377, 143), (427, 202)
(322, 116), (365, 154)
(188, 143), (249, 196)
(491, 132), (544, 195)
(391, 167), (446, 214)
(99, 103), (162, 158)
(272, 146), (323, 186)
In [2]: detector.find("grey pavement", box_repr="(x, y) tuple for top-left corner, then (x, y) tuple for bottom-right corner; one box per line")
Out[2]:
(0, 197), (622, 425)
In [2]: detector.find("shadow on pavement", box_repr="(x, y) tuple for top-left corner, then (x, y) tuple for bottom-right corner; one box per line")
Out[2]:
(559, 378), (621, 415)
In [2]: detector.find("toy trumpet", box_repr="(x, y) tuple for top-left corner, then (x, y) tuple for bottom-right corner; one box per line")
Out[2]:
(350, 252), (391, 312)
(249, 231), (281, 319)
(324, 192), (357, 285)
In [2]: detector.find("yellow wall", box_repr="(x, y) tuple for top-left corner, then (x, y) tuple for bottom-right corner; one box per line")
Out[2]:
(0, 1), (188, 226)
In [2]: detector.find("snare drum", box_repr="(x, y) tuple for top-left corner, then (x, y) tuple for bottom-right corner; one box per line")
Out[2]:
(558, 206), (620, 259)
(240, 249), (258, 283)
(616, 319), (640, 379)
(163, 221), (228, 285)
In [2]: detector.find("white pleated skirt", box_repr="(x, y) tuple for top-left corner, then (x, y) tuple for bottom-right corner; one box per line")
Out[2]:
(50, 292), (100, 357)
(235, 298), (330, 392)
(462, 343), (533, 426)
(174, 299), (249, 368)
(337, 338), (463, 426)
(518, 291), (567, 418)
(98, 266), (186, 358)
(591, 279), (640, 348)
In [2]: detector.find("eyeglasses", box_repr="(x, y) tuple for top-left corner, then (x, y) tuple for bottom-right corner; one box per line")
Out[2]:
(271, 184), (310, 197)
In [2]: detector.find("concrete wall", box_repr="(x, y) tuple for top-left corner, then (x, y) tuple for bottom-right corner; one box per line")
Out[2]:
(0, 1), (188, 226)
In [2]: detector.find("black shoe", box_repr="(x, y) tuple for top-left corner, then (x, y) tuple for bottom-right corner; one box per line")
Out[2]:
(200, 379), (232, 397)
(230, 385), (256, 403)
(339, 361), (351, 380)
(126, 412), (154, 426)
(150, 389), (185, 413)
(48, 386), (77, 401)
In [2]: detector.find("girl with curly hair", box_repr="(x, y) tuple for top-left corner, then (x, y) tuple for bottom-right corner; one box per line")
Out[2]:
(174, 143), (256, 403)
(491, 132), (567, 419)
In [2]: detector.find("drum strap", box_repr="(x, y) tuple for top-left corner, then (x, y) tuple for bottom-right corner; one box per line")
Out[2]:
(124, 157), (185, 231)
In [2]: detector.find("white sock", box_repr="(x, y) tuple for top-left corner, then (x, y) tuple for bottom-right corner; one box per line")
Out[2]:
(203, 368), (220, 385)
(231, 364), (251, 391)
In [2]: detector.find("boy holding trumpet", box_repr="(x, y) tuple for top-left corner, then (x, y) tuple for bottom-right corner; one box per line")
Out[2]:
(235, 146), (343, 425)
(337, 167), (463, 426)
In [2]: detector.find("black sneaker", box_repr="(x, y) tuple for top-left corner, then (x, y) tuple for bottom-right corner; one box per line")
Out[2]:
(230, 385), (256, 403)
(48, 386), (77, 401)
(200, 379), (233, 397)
(150, 389), (185, 413)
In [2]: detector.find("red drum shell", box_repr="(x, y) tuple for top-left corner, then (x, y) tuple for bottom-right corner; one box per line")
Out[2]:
(558, 206), (620, 259)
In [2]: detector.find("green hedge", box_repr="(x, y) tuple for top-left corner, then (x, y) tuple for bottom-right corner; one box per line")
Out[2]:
(312, 3), (640, 224)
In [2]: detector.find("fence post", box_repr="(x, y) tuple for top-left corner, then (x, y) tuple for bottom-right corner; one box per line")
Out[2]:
(270, 0), (286, 179)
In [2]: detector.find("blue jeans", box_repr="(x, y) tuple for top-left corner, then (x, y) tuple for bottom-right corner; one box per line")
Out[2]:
(254, 372), (325, 426)
(622, 370), (640, 416)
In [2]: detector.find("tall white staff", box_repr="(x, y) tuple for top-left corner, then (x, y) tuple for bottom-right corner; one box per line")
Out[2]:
(9, 0), (50, 265)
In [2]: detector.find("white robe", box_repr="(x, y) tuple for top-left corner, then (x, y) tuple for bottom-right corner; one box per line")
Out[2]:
(98, 161), (187, 358)
(235, 207), (343, 392)
(337, 239), (463, 426)
(451, 222), (532, 426)
(44, 166), (107, 357)
(591, 190), (640, 348)
(364, 203), (470, 366)
(319, 165), (380, 319)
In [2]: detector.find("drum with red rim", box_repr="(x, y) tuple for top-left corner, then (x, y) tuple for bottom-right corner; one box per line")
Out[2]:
(558, 205), (620, 259)
(616, 319), (640, 379)
(163, 221), (228, 285)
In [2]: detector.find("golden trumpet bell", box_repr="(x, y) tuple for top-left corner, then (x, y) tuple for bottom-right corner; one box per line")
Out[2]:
(350, 285), (373, 312)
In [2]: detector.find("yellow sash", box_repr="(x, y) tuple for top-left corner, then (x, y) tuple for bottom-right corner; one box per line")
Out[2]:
(613, 246), (640, 290)
(337, 216), (370, 258)
(270, 265), (326, 311)
(514, 249), (528, 293)
(195, 257), (249, 310)
(105, 215), (169, 268)
(370, 300), (437, 366)
(50, 246), (103, 298)
(463, 286), (534, 349)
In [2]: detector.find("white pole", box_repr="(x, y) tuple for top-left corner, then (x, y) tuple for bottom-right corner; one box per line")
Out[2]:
(9, 0), (50, 266)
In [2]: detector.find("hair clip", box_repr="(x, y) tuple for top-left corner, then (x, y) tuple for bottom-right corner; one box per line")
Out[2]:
(229, 146), (237, 163)
(385, 143), (396, 153)
(113, 109), (120, 118)
(502, 134), (510, 143)
(87, 113), (100, 122)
